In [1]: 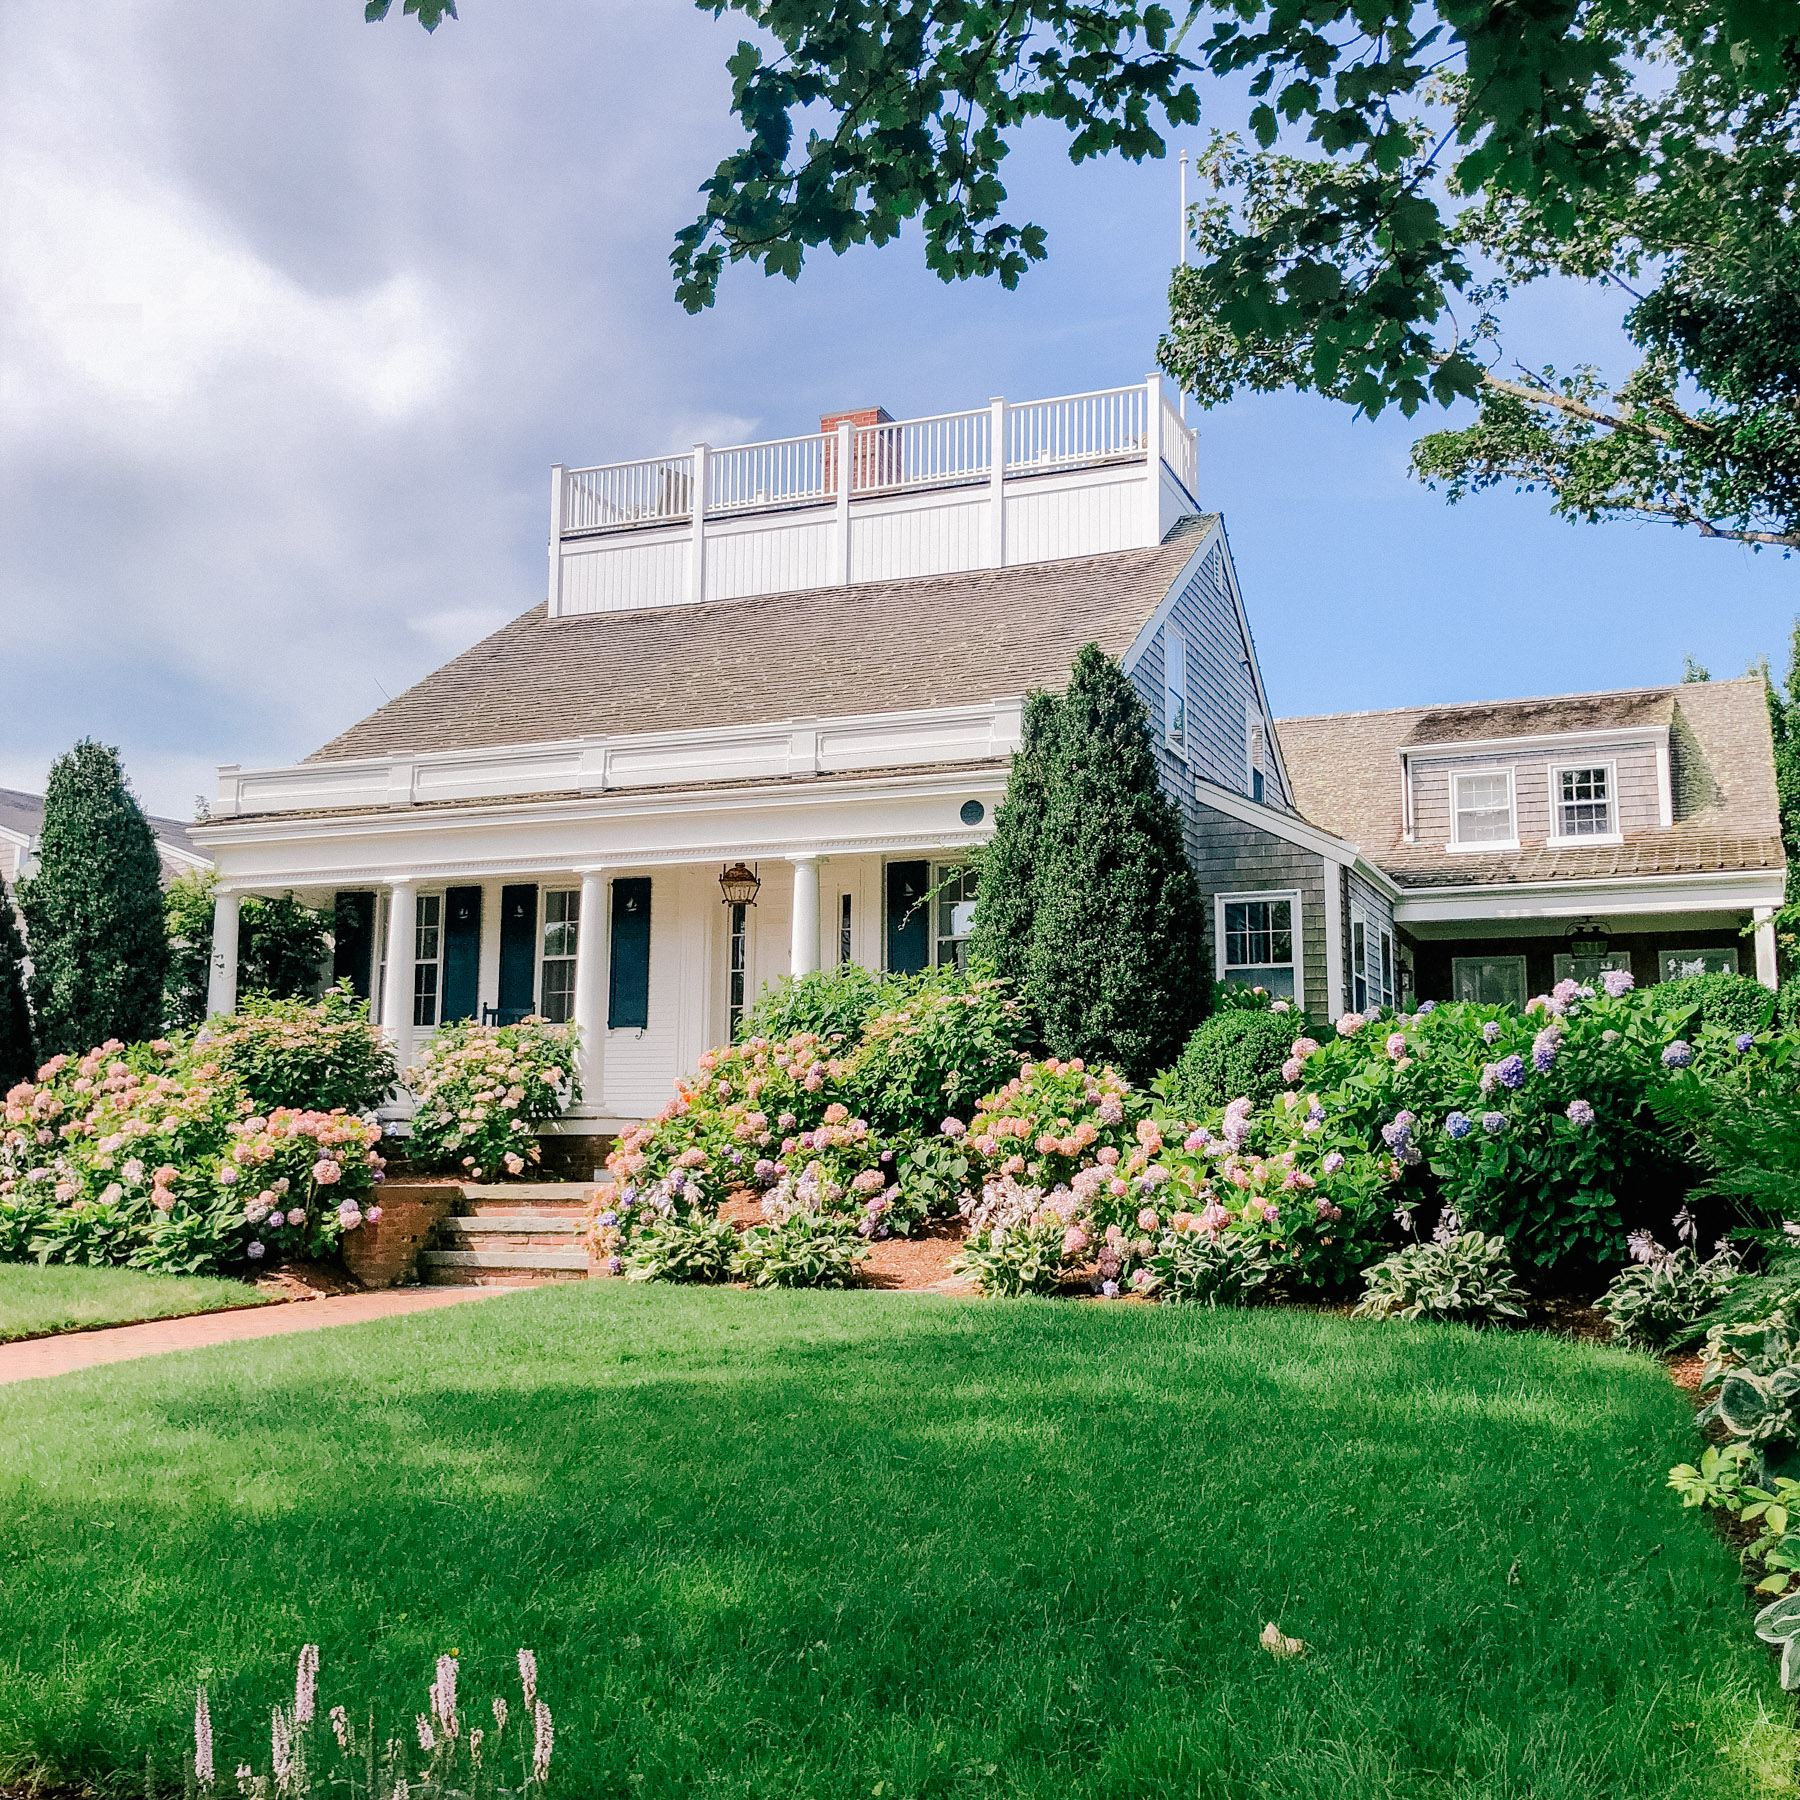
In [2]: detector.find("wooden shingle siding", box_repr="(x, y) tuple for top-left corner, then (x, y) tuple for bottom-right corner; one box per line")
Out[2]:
(1409, 737), (1663, 845)
(1186, 802), (1328, 1016)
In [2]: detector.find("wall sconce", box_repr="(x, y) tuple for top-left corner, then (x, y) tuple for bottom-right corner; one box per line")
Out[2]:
(719, 861), (762, 906)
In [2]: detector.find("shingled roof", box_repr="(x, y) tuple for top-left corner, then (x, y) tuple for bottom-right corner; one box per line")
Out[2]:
(310, 520), (1217, 763)
(1276, 677), (1783, 887)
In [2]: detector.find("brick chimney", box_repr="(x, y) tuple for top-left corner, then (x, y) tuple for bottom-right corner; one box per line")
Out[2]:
(819, 405), (897, 493)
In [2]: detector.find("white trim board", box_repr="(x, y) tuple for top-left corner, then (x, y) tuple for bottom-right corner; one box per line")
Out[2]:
(1393, 868), (1785, 925)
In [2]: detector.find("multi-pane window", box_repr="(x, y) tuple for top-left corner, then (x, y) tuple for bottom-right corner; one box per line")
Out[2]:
(1165, 626), (1188, 753)
(1453, 771), (1515, 845)
(1451, 955), (1527, 1008)
(1553, 951), (1632, 985)
(1220, 895), (1296, 1001)
(727, 901), (749, 1040)
(1352, 909), (1394, 1011)
(933, 864), (978, 971)
(1556, 766), (1613, 838)
(839, 893), (853, 967)
(540, 889), (579, 1024)
(412, 894), (441, 1027)
(1659, 947), (1739, 980)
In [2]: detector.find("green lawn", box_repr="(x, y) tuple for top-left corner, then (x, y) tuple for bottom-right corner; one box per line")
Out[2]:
(0, 1287), (1788, 1799)
(0, 1262), (267, 1342)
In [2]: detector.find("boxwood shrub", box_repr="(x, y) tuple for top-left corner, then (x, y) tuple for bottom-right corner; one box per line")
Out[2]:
(1157, 1010), (1297, 1114)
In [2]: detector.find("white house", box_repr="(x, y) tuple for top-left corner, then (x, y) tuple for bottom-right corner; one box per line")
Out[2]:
(190, 372), (1787, 1164)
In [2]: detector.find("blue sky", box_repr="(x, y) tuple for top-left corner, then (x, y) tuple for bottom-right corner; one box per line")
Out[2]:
(1, 0), (1793, 818)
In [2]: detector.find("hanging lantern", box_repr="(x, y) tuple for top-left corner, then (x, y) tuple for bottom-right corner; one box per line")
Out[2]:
(719, 861), (762, 906)
(1567, 917), (1610, 957)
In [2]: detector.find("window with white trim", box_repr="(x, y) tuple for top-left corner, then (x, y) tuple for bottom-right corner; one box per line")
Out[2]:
(1451, 955), (1527, 1008)
(933, 863), (978, 971)
(1553, 951), (1631, 984)
(838, 893), (853, 967)
(1217, 891), (1299, 1002)
(1553, 763), (1615, 839)
(1351, 904), (1394, 1012)
(412, 893), (442, 1028)
(539, 888), (579, 1024)
(1164, 625), (1188, 755)
(1659, 946), (1739, 980)
(1452, 769), (1516, 846)
(375, 891), (390, 1020)
(726, 900), (749, 1040)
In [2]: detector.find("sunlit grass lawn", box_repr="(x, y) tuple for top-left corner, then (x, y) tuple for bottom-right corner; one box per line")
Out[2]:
(0, 1261), (266, 1342)
(0, 1285), (1790, 1799)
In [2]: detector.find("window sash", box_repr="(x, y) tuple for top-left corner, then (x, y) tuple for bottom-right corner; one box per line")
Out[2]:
(1165, 628), (1187, 752)
(727, 901), (749, 1039)
(1453, 771), (1514, 844)
(1556, 765), (1613, 837)
(1224, 898), (1293, 972)
(838, 893), (853, 968)
(1451, 955), (1527, 1008)
(412, 895), (441, 1027)
(536, 888), (579, 1024)
(933, 863), (977, 970)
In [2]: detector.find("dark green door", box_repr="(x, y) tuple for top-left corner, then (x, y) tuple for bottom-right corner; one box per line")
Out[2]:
(498, 885), (538, 1020)
(331, 891), (376, 999)
(609, 878), (652, 1029)
(886, 860), (930, 976)
(442, 886), (482, 1022)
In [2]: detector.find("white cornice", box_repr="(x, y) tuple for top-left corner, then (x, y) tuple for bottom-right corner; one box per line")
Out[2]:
(1393, 866), (1784, 924)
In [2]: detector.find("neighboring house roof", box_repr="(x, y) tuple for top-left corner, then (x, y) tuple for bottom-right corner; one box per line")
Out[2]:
(1275, 676), (1784, 888)
(309, 519), (1218, 763)
(0, 787), (210, 875)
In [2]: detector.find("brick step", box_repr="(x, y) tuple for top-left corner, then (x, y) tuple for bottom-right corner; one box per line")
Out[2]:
(459, 1182), (597, 1203)
(419, 1266), (587, 1288)
(419, 1247), (589, 1273)
(445, 1214), (581, 1234)
(460, 1200), (588, 1220)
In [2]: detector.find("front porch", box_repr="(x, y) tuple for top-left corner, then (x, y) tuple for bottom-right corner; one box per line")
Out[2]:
(197, 764), (1005, 1134)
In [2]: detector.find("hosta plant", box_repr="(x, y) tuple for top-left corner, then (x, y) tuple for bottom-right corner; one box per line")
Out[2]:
(1668, 1442), (1800, 1597)
(952, 1177), (1084, 1297)
(1145, 1219), (1274, 1306)
(1353, 1231), (1528, 1326)
(618, 1209), (741, 1284)
(1597, 1226), (1740, 1350)
(406, 1019), (578, 1179)
(736, 1204), (869, 1288)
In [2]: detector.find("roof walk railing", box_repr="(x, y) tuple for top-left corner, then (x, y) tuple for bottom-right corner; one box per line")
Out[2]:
(556, 379), (1195, 539)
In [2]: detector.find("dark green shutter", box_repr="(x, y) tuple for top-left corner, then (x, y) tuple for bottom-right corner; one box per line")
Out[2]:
(498, 885), (538, 1018)
(442, 886), (482, 1022)
(886, 860), (929, 976)
(331, 891), (376, 999)
(609, 878), (652, 1029)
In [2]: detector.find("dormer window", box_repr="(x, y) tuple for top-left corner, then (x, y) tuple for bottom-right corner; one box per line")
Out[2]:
(1554, 764), (1615, 840)
(1451, 769), (1516, 848)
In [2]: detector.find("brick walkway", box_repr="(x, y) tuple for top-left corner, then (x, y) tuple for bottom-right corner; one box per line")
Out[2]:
(0, 1287), (511, 1387)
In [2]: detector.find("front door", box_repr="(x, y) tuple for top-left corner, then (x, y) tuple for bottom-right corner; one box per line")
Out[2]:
(498, 884), (538, 1021)
(442, 886), (482, 1022)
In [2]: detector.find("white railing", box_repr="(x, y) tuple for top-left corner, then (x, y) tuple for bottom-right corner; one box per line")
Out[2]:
(854, 407), (990, 494)
(559, 382), (1193, 538)
(563, 455), (693, 532)
(1006, 384), (1146, 475)
(708, 431), (832, 515)
(1161, 391), (1198, 496)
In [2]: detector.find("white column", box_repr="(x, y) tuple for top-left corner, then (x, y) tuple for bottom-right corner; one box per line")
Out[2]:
(790, 855), (821, 976)
(835, 420), (854, 585)
(1143, 371), (1165, 547)
(988, 395), (1008, 569)
(547, 463), (565, 615)
(206, 889), (240, 1019)
(382, 879), (417, 1054)
(689, 444), (710, 604)
(1755, 905), (1779, 989)
(572, 869), (610, 1111)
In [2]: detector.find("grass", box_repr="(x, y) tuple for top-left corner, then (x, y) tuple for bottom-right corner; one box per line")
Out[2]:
(0, 1262), (267, 1342)
(0, 1285), (1791, 1799)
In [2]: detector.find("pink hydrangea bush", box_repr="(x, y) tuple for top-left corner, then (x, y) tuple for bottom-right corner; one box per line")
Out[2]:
(963, 1058), (1143, 1190)
(406, 1019), (579, 1180)
(222, 1108), (386, 1261)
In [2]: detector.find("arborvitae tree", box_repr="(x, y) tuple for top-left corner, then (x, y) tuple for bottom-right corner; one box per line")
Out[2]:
(0, 882), (35, 1090)
(19, 741), (169, 1055)
(969, 689), (1060, 996)
(1015, 644), (1207, 1083)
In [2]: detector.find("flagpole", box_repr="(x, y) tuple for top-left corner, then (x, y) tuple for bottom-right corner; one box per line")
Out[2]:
(1177, 148), (1189, 422)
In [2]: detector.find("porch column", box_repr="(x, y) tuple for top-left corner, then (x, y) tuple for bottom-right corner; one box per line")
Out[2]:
(1755, 905), (1779, 989)
(572, 868), (610, 1110)
(207, 889), (240, 1019)
(381, 878), (417, 1054)
(790, 854), (821, 976)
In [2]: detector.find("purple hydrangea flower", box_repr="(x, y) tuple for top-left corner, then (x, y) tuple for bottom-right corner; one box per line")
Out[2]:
(1496, 1054), (1526, 1090)
(247, 1241), (265, 1259)
(1417, 1000), (1436, 1014)
(1444, 1112), (1473, 1140)
(1566, 1099), (1595, 1127)
(607, 1255), (623, 1275)
(1482, 1021), (1503, 1045)
(1662, 1040), (1694, 1069)
(1322, 1151), (1345, 1174)
(1381, 1116), (1413, 1152)
(1100, 1280), (1120, 1298)
(1601, 968), (1636, 997)
(1736, 1033), (1756, 1053)
(1481, 1111), (1508, 1136)
(597, 1210), (618, 1228)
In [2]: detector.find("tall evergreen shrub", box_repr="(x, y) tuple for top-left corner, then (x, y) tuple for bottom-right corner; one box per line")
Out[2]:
(969, 690), (1059, 995)
(0, 882), (35, 1089)
(19, 741), (169, 1056)
(977, 644), (1206, 1083)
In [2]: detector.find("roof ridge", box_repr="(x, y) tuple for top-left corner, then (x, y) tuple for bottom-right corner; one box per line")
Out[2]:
(1277, 674), (1762, 727)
